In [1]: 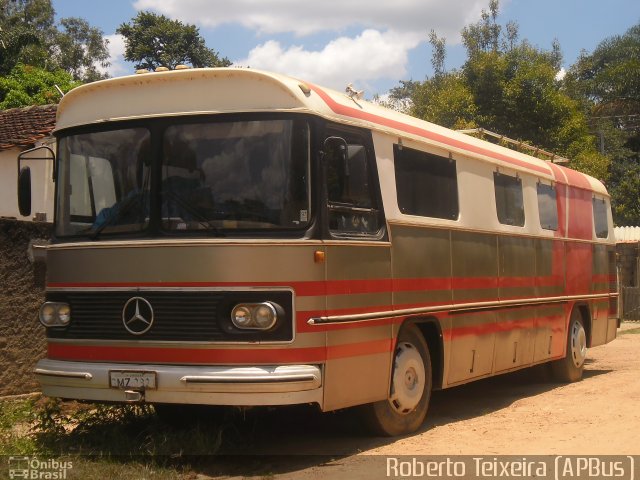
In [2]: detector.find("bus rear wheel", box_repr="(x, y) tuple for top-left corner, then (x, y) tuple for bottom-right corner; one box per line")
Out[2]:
(360, 324), (432, 436)
(551, 309), (587, 383)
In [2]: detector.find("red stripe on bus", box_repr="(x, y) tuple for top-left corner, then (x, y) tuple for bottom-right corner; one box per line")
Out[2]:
(47, 343), (327, 364)
(47, 339), (392, 363)
(47, 311), (564, 363)
(308, 83), (551, 176)
(556, 164), (592, 190)
(445, 313), (564, 338)
(451, 277), (498, 289)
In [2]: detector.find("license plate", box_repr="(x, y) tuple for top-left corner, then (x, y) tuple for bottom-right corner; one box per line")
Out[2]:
(109, 371), (156, 390)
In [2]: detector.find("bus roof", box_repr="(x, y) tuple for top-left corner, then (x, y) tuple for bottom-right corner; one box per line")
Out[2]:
(55, 67), (608, 195)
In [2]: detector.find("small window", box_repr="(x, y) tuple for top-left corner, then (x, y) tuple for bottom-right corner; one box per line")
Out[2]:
(537, 182), (558, 230)
(393, 145), (459, 220)
(494, 172), (524, 226)
(325, 135), (380, 236)
(593, 197), (609, 238)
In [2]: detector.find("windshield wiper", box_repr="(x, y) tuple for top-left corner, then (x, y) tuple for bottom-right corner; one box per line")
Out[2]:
(162, 190), (224, 236)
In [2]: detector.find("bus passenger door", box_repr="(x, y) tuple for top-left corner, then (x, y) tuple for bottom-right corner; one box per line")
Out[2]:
(320, 128), (393, 411)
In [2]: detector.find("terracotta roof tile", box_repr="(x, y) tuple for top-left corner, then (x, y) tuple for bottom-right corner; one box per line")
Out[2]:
(0, 104), (57, 151)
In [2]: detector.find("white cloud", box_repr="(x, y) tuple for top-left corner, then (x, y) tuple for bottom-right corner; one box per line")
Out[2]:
(236, 29), (422, 92)
(98, 34), (130, 78)
(133, 0), (487, 41)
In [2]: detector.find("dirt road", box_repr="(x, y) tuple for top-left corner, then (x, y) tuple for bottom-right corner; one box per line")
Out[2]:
(201, 324), (640, 478)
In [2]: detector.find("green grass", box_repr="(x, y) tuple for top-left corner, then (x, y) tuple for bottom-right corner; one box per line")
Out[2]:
(0, 396), (241, 479)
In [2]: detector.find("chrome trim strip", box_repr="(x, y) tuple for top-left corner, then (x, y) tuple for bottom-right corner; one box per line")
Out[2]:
(181, 374), (319, 385)
(308, 293), (618, 325)
(46, 239), (391, 250)
(34, 368), (92, 380)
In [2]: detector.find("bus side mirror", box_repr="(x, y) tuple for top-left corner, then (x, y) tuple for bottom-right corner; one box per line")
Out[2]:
(18, 167), (32, 217)
(17, 145), (56, 218)
(323, 136), (348, 166)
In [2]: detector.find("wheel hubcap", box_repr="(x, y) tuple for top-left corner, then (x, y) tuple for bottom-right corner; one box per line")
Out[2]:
(389, 341), (425, 415)
(570, 321), (587, 368)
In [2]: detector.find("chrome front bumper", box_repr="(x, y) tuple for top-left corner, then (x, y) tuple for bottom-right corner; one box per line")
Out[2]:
(35, 358), (323, 406)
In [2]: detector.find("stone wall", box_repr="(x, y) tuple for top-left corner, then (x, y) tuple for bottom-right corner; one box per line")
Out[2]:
(0, 218), (51, 396)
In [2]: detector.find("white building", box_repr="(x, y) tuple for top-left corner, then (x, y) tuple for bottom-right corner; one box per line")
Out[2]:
(0, 104), (56, 222)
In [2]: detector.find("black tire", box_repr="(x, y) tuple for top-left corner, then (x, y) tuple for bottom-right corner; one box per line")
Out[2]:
(359, 323), (432, 436)
(551, 308), (587, 383)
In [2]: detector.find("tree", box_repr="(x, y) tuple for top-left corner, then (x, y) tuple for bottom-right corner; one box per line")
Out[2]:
(0, 63), (80, 109)
(117, 12), (231, 71)
(565, 24), (640, 119)
(391, 0), (608, 181)
(565, 23), (640, 225)
(53, 17), (110, 82)
(406, 72), (478, 130)
(0, 0), (56, 75)
(0, 0), (109, 82)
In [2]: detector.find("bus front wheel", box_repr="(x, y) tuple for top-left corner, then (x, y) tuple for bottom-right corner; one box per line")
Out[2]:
(360, 324), (432, 436)
(551, 309), (587, 383)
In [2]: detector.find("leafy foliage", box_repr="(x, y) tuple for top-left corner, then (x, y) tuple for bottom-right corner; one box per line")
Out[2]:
(53, 17), (111, 82)
(390, 0), (609, 181)
(565, 24), (640, 118)
(0, 0), (109, 81)
(565, 23), (640, 225)
(117, 12), (231, 70)
(0, 63), (80, 109)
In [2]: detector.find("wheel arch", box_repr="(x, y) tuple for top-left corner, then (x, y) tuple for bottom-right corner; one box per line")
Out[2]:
(573, 302), (592, 347)
(400, 317), (444, 390)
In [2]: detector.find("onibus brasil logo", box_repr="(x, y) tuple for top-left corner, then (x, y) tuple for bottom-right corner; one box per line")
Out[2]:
(8, 456), (73, 479)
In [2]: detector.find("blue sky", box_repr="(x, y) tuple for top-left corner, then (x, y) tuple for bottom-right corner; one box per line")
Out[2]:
(53, 0), (640, 97)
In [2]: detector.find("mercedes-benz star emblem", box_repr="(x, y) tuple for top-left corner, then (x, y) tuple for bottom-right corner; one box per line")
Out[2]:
(122, 297), (154, 335)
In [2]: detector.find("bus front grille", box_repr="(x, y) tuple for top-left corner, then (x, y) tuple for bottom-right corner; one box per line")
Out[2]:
(45, 290), (294, 342)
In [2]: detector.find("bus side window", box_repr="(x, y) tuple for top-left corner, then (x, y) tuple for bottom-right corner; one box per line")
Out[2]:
(324, 135), (380, 236)
(593, 197), (609, 238)
(494, 171), (525, 227)
(537, 182), (558, 230)
(393, 144), (459, 220)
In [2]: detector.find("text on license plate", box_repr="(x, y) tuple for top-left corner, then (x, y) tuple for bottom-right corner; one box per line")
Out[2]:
(109, 371), (157, 389)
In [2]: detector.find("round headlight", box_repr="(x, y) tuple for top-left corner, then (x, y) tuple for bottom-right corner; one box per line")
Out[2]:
(40, 304), (55, 325)
(253, 303), (277, 329)
(231, 306), (252, 328)
(57, 304), (71, 324)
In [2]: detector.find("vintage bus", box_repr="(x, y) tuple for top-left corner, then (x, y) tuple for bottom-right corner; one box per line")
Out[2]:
(18, 67), (618, 436)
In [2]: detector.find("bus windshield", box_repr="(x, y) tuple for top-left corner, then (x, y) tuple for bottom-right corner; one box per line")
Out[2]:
(55, 118), (311, 237)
